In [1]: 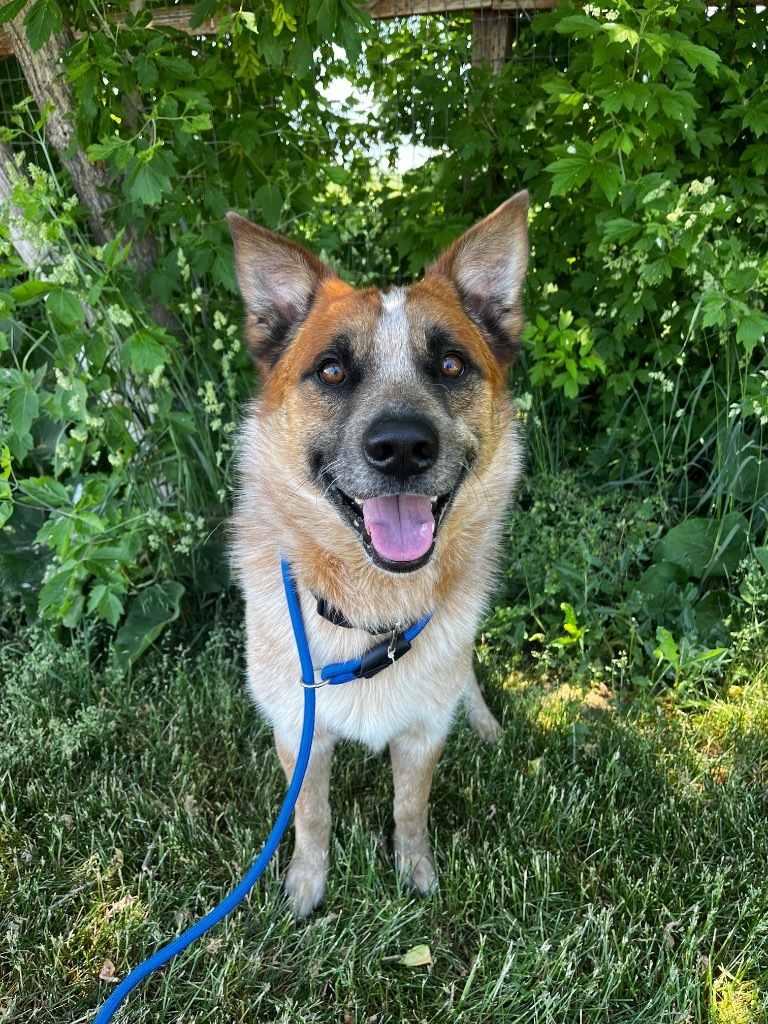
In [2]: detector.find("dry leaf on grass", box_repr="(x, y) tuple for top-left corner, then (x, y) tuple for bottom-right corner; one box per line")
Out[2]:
(401, 944), (433, 967)
(106, 894), (137, 920)
(98, 960), (120, 984)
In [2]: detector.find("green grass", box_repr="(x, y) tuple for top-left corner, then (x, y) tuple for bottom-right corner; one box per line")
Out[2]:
(2, 613), (767, 1023)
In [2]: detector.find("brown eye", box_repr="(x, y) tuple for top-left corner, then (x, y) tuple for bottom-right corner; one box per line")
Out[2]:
(318, 358), (346, 385)
(440, 352), (465, 379)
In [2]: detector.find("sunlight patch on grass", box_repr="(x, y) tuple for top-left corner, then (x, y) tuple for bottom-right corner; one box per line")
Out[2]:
(711, 967), (763, 1024)
(535, 682), (585, 731)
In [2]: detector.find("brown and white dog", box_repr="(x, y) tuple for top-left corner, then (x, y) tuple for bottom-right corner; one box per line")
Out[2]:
(227, 192), (528, 916)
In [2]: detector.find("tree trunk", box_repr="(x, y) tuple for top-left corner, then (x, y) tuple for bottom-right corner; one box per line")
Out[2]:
(5, 4), (174, 325)
(0, 139), (56, 271)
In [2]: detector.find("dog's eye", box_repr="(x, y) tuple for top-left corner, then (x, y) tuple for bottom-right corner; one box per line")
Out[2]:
(317, 358), (346, 386)
(439, 352), (465, 379)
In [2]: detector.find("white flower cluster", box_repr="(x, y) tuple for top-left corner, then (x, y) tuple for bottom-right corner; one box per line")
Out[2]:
(583, 3), (619, 19)
(48, 254), (81, 288)
(688, 177), (715, 197)
(145, 510), (207, 554)
(106, 304), (134, 328)
(648, 371), (675, 394)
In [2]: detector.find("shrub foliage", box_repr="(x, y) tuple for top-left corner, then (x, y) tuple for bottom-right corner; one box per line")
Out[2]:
(0, 0), (766, 679)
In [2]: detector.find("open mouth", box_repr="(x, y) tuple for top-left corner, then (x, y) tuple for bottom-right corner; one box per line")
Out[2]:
(324, 474), (465, 573)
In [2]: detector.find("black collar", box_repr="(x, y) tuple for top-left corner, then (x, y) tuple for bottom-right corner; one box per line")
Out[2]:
(314, 592), (397, 635)
(314, 593), (366, 631)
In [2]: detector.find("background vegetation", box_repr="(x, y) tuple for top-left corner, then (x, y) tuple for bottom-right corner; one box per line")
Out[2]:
(1, 0), (767, 1019)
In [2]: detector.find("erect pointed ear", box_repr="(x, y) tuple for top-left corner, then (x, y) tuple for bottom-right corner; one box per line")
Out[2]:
(227, 212), (339, 373)
(425, 190), (529, 368)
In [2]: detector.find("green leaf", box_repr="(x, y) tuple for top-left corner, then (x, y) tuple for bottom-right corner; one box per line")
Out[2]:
(708, 512), (749, 577)
(634, 561), (688, 594)
(593, 163), (623, 204)
(188, 0), (219, 28)
(134, 52), (158, 89)
(653, 627), (679, 667)
(253, 184), (284, 230)
(101, 228), (132, 270)
(156, 56), (196, 80)
(46, 287), (84, 329)
(11, 279), (50, 302)
(701, 292), (727, 328)
(127, 161), (171, 205)
(693, 590), (732, 638)
(604, 23), (640, 47)
(125, 327), (173, 374)
(545, 152), (592, 196)
(754, 547), (768, 574)
(653, 519), (717, 578)
(22, 476), (69, 506)
(401, 944), (433, 967)
(291, 27), (313, 78)
(553, 14), (600, 37)
(675, 38), (721, 77)
(601, 218), (639, 244)
(0, 0), (29, 26)
(7, 385), (39, 438)
(180, 112), (213, 135)
(87, 583), (124, 626)
(39, 563), (80, 619)
(87, 136), (129, 163)
(653, 515), (748, 581)
(735, 310), (768, 353)
(0, 498), (12, 529)
(23, 0), (62, 52)
(114, 581), (185, 667)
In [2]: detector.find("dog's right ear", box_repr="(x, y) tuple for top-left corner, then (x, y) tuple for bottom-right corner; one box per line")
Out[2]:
(227, 212), (339, 373)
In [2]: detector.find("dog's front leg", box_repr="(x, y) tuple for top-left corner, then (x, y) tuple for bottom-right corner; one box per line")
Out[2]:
(464, 670), (503, 745)
(275, 729), (335, 917)
(389, 731), (445, 896)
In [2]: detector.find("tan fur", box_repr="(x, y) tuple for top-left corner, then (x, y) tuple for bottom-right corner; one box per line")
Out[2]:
(228, 193), (529, 916)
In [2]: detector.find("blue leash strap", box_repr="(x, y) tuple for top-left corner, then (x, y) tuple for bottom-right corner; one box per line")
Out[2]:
(92, 557), (432, 1021)
(92, 558), (316, 1023)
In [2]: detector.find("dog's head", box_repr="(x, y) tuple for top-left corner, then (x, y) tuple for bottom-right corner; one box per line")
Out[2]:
(228, 194), (528, 575)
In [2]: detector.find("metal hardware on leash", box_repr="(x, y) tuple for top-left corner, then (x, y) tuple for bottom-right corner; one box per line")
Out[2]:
(387, 624), (402, 663)
(299, 673), (327, 689)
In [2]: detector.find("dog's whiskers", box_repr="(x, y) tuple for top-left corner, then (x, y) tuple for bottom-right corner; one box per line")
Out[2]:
(460, 461), (492, 512)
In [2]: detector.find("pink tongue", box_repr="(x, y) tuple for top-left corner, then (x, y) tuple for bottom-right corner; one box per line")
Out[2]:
(361, 495), (435, 563)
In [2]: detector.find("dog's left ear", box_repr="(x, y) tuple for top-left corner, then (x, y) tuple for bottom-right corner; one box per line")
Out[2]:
(425, 190), (529, 368)
(227, 212), (339, 373)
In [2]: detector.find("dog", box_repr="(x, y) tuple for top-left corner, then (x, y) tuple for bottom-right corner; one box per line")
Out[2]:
(227, 191), (528, 917)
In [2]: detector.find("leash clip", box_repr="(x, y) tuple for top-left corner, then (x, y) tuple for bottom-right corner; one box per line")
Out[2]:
(298, 672), (327, 690)
(387, 623), (402, 663)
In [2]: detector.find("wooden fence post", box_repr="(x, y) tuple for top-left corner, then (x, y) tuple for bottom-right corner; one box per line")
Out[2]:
(471, 13), (512, 73)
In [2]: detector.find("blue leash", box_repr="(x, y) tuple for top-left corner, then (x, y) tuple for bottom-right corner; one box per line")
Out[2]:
(93, 558), (431, 1021)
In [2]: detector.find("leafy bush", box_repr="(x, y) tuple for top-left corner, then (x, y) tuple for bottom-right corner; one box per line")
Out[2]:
(0, 153), (248, 661)
(484, 472), (761, 696)
(1, 0), (766, 684)
(354, 0), (768, 688)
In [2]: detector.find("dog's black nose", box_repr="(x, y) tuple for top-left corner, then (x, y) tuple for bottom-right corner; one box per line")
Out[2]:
(363, 415), (439, 483)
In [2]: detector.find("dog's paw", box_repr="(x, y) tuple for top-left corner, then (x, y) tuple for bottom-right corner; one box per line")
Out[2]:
(467, 704), (503, 746)
(284, 855), (327, 918)
(394, 838), (437, 897)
